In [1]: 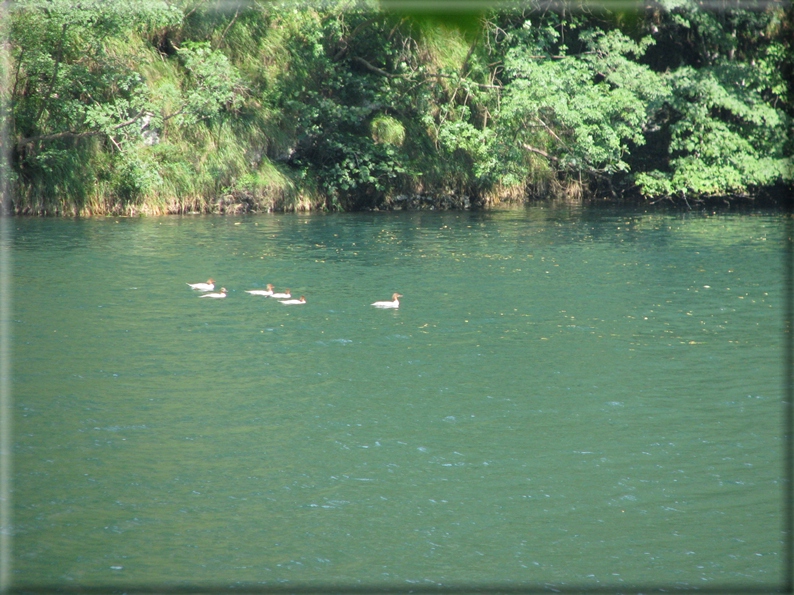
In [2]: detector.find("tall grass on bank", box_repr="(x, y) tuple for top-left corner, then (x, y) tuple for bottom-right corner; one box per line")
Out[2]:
(6, 0), (792, 214)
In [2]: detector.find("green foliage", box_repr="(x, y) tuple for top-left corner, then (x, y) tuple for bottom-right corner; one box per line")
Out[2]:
(499, 26), (666, 180)
(8, 0), (256, 212)
(10, 0), (181, 138)
(112, 149), (162, 201)
(6, 0), (792, 213)
(632, 0), (792, 198)
(635, 63), (791, 197)
(370, 115), (405, 146)
(253, 5), (415, 209)
(175, 41), (244, 124)
(436, 104), (498, 183)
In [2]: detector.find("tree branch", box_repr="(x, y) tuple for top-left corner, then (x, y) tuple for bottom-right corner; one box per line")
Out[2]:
(352, 56), (412, 78)
(352, 56), (501, 89)
(215, 7), (240, 49)
(533, 115), (570, 151)
(333, 16), (378, 61)
(461, 34), (478, 78)
(18, 109), (147, 147)
(521, 143), (558, 162)
(11, 47), (24, 104)
(35, 22), (68, 125)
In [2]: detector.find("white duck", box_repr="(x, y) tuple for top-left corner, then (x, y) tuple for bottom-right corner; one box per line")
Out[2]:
(246, 283), (274, 296)
(199, 287), (227, 299)
(269, 288), (292, 299)
(371, 293), (402, 308)
(280, 296), (306, 305)
(187, 278), (215, 291)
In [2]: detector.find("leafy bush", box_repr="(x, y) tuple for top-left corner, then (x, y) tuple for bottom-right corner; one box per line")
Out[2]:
(5, 0), (791, 213)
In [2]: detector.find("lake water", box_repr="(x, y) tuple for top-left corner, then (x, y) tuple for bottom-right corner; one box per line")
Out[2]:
(8, 205), (788, 590)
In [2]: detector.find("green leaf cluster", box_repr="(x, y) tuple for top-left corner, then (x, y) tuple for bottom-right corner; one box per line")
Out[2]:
(4, 0), (791, 214)
(634, 62), (790, 198)
(500, 27), (666, 176)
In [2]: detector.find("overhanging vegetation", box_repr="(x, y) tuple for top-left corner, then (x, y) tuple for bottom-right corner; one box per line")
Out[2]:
(3, 0), (792, 215)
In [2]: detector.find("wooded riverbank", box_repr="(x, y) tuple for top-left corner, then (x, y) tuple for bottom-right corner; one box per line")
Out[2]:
(3, 0), (792, 216)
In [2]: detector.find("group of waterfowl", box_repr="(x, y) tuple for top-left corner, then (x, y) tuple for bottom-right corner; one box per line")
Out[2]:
(187, 279), (305, 304)
(188, 278), (402, 309)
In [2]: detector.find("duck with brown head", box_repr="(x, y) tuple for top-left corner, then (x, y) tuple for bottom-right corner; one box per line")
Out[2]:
(371, 293), (402, 308)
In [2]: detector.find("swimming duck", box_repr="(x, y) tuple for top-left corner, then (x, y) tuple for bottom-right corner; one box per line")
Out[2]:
(371, 293), (402, 308)
(199, 287), (227, 299)
(187, 279), (215, 291)
(280, 296), (306, 305)
(246, 284), (274, 296)
(270, 288), (292, 299)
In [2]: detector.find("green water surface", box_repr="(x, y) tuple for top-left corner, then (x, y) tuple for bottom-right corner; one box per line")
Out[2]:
(10, 205), (786, 589)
